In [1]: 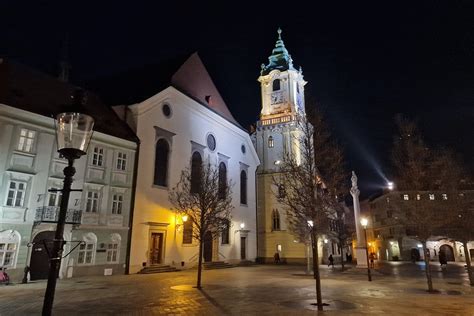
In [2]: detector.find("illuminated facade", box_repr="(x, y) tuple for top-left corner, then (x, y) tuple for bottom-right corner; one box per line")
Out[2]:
(365, 191), (474, 262)
(0, 60), (138, 281)
(117, 53), (259, 273)
(253, 29), (339, 264)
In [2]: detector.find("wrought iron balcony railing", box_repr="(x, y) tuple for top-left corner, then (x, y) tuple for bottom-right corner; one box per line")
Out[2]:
(34, 206), (82, 224)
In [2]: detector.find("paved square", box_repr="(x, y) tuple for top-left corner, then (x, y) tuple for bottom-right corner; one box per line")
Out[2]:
(0, 263), (473, 315)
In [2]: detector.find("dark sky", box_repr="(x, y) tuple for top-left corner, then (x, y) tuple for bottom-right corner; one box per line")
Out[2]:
(1, 1), (473, 198)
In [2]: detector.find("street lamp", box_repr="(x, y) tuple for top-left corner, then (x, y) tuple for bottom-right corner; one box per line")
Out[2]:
(360, 217), (372, 282)
(42, 112), (94, 316)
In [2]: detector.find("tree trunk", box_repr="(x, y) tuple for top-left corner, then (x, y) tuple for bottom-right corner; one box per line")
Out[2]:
(311, 231), (323, 311)
(340, 243), (345, 272)
(306, 242), (311, 275)
(422, 242), (434, 292)
(462, 240), (473, 286)
(196, 237), (204, 289)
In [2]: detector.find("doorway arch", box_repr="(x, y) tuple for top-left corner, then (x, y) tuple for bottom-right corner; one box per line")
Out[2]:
(30, 231), (55, 280)
(439, 244), (455, 262)
(203, 231), (213, 262)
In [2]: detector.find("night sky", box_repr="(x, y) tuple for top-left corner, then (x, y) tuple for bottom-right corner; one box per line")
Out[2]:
(1, 1), (473, 198)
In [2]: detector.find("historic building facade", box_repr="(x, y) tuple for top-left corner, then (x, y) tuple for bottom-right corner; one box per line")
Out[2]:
(113, 53), (259, 273)
(0, 60), (138, 281)
(253, 29), (340, 264)
(365, 190), (474, 262)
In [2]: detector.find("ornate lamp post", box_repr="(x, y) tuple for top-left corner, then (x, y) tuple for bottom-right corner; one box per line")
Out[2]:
(42, 112), (94, 316)
(360, 217), (372, 282)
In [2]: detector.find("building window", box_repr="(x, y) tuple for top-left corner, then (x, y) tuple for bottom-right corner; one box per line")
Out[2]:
(429, 194), (435, 200)
(106, 243), (119, 263)
(268, 136), (274, 148)
(86, 191), (99, 212)
(0, 243), (17, 267)
(240, 170), (247, 205)
(183, 220), (193, 244)
(78, 242), (95, 264)
(278, 185), (286, 199)
(403, 194), (409, 201)
(387, 209), (393, 218)
(6, 181), (26, 207)
(112, 194), (123, 214)
(218, 162), (227, 200)
(207, 134), (216, 151)
(154, 139), (170, 187)
(190, 152), (202, 194)
(92, 147), (104, 166)
(48, 189), (62, 207)
(442, 193), (448, 200)
(116, 152), (127, 171)
(272, 79), (281, 91)
(162, 104), (172, 117)
(416, 194), (421, 200)
(272, 209), (281, 231)
(17, 128), (35, 152)
(221, 219), (230, 244)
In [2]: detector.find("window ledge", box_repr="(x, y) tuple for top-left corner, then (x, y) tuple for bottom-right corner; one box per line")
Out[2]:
(152, 184), (169, 190)
(13, 150), (36, 157)
(240, 203), (248, 207)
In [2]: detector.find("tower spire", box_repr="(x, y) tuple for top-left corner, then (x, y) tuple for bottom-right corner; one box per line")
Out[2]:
(260, 28), (295, 75)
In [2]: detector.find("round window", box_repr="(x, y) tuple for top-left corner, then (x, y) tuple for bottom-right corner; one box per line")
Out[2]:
(162, 104), (172, 117)
(241, 144), (246, 154)
(207, 134), (216, 151)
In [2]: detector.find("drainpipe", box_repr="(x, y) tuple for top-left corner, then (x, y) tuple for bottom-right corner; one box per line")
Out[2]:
(125, 138), (140, 275)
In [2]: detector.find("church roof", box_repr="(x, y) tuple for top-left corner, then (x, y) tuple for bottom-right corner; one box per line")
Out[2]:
(0, 59), (139, 143)
(260, 28), (296, 76)
(88, 52), (242, 129)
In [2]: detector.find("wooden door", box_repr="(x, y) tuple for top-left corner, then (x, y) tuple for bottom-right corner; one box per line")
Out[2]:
(150, 233), (163, 265)
(30, 231), (56, 280)
(240, 237), (246, 260)
(203, 231), (213, 262)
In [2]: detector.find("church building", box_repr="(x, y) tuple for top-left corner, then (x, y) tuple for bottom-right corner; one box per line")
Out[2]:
(110, 53), (260, 273)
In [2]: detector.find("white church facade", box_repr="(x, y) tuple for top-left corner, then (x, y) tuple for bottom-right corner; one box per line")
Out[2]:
(114, 53), (260, 273)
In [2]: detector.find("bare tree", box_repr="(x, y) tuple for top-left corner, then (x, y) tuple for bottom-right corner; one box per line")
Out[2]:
(328, 206), (354, 271)
(169, 160), (233, 289)
(274, 108), (346, 310)
(391, 115), (452, 292)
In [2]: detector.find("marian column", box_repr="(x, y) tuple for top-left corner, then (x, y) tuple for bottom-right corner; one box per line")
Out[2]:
(350, 171), (367, 268)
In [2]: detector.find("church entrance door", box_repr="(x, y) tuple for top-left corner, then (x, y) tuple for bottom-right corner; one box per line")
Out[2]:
(440, 244), (455, 262)
(203, 231), (213, 262)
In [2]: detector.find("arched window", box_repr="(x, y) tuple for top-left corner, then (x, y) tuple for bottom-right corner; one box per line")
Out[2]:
(190, 151), (202, 194)
(154, 139), (170, 186)
(240, 170), (247, 205)
(78, 233), (97, 265)
(272, 209), (281, 231)
(272, 79), (280, 91)
(106, 233), (121, 263)
(218, 162), (227, 200)
(0, 230), (20, 268)
(268, 136), (274, 148)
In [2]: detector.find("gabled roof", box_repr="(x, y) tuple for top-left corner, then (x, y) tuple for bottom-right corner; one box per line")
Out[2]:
(88, 52), (242, 129)
(0, 59), (138, 143)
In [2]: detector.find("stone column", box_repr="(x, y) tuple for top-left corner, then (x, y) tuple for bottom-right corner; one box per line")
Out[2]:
(350, 171), (368, 268)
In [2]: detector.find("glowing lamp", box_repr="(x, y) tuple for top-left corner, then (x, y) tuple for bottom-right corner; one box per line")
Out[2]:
(56, 112), (94, 160)
(240, 222), (245, 229)
(307, 220), (314, 227)
(324, 239), (328, 244)
(182, 215), (188, 222)
(387, 181), (394, 191)
(360, 218), (368, 228)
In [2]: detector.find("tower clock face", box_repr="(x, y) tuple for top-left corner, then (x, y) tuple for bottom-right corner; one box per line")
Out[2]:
(271, 92), (284, 105)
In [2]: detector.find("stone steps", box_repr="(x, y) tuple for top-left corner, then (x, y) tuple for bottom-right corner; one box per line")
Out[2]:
(138, 265), (179, 274)
(202, 261), (236, 270)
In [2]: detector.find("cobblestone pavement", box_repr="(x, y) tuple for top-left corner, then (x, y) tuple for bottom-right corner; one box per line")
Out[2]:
(0, 263), (473, 315)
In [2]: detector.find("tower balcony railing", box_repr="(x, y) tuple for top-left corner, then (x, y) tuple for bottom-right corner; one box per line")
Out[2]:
(258, 115), (294, 127)
(34, 206), (82, 225)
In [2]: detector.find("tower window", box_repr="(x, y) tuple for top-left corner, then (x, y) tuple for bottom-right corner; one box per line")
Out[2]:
(272, 79), (280, 91)
(268, 136), (274, 148)
(154, 139), (170, 187)
(240, 170), (247, 205)
(190, 152), (202, 194)
(218, 162), (227, 200)
(272, 209), (281, 231)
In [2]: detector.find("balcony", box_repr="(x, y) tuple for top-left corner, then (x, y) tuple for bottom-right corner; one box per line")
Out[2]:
(35, 206), (82, 225)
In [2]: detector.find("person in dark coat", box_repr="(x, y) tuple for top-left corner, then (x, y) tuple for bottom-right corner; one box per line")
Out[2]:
(328, 254), (334, 267)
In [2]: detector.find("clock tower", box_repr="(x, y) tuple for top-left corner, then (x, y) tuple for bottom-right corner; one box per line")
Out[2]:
(254, 28), (309, 263)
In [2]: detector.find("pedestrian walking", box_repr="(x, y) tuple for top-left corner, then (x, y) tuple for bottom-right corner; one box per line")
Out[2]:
(328, 254), (334, 268)
(274, 252), (280, 264)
